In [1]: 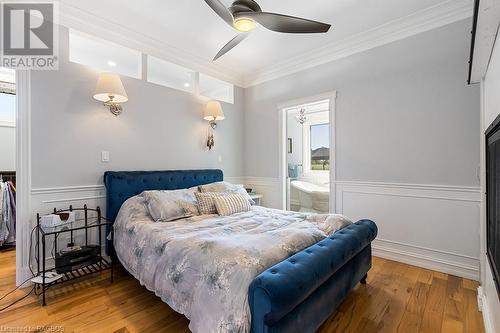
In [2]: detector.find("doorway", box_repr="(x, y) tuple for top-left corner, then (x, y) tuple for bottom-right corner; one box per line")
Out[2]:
(0, 67), (17, 281)
(279, 92), (337, 213)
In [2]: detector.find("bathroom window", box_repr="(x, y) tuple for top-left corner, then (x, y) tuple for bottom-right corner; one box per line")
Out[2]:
(310, 123), (330, 171)
(302, 108), (330, 173)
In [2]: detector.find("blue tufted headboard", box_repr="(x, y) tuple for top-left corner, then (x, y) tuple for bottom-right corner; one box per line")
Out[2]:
(103, 169), (223, 223)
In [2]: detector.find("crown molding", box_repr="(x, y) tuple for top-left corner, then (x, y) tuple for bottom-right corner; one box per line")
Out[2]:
(241, 0), (474, 87)
(58, 3), (246, 87)
(58, 1), (473, 89)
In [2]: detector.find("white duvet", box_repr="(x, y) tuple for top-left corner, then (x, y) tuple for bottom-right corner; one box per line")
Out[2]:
(114, 195), (351, 333)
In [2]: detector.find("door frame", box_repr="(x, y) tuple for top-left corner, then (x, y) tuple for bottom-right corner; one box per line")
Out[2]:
(277, 91), (337, 212)
(15, 70), (32, 286)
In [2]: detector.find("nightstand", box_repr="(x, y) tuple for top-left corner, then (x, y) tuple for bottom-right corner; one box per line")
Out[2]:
(249, 193), (263, 206)
(35, 205), (113, 306)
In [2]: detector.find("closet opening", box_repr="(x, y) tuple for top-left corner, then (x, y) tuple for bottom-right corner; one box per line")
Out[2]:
(0, 67), (17, 256)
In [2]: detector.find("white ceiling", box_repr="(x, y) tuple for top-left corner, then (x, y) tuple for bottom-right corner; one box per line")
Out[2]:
(60, 0), (473, 86)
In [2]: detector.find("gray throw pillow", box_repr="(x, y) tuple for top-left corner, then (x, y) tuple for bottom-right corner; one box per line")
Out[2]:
(142, 188), (199, 222)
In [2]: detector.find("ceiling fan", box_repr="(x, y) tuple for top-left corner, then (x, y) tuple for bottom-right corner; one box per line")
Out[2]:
(204, 0), (331, 61)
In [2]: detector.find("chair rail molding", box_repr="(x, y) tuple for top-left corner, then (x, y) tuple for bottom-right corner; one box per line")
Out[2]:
(27, 178), (482, 281)
(335, 180), (481, 280)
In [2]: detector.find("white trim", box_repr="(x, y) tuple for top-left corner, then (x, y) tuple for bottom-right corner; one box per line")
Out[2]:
(373, 241), (479, 281)
(469, 0), (500, 83)
(15, 70), (32, 286)
(243, 0), (473, 87)
(31, 185), (105, 195)
(0, 120), (15, 128)
(27, 179), (482, 282)
(277, 91), (338, 110)
(40, 195), (106, 204)
(336, 180), (481, 280)
(239, 178), (481, 279)
(341, 189), (479, 203)
(375, 237), (478, 260)
(335, 180), (480, 193)
(478, 286), (496, 333)
(58, 1), (472, 88)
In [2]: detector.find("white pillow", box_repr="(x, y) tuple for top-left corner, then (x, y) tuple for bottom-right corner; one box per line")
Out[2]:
(199, 181), (255, 205)
(142, 188), (199, 222)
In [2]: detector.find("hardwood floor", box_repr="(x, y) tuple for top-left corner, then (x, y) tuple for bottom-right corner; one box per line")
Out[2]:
(0, 249), (485, 333)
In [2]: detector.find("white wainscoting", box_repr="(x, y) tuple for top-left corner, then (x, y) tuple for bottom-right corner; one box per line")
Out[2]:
(19, 186), (108, 283)
(23, 178), (481, 283)
(336, 181), (481, 280)
(235, 177), (482, 280)
(243, 177), (283, 209)
(31, 185), (106, 217)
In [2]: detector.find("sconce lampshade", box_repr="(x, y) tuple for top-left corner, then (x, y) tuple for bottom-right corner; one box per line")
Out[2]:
(204, 100), (225, 121)
(93, 73), (128, 103)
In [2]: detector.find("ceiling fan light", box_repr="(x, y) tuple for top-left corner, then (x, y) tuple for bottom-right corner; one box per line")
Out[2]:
(234, 17), (256, 32)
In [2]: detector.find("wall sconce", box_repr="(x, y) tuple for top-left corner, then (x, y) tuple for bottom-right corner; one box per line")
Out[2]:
(204, 100), (224, 150)
(93, 72), (128, 116)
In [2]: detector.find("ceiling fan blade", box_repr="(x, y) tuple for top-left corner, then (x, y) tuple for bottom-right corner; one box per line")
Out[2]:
(213, 33), (248, 61)
(204, 0), (234, 27)
(245, 12), (331, 33)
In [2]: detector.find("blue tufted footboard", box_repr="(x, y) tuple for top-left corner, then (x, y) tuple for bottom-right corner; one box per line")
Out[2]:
(249, 220), (378, 333)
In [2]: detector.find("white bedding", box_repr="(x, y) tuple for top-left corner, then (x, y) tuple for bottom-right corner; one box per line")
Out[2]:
(113, 195), (351, 333)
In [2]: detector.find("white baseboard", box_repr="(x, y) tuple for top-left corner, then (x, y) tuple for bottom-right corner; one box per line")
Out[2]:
(237, 178), (482, 280)
(336, 181), (481, 281)
(373, 238), (479, 280)
(478, 286), (495, 333)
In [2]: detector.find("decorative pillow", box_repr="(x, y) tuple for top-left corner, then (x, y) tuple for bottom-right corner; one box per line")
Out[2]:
(142, 188), (199, 222)
(213, 194), (251, 216)
(195, 192), (220, 215)
(199, 181), (255, 205)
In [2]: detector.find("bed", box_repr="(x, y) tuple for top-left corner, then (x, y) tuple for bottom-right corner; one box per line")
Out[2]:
(104, 169), (377, 333)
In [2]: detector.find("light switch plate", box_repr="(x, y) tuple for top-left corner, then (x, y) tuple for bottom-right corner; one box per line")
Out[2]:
(101, 151), (110, 162)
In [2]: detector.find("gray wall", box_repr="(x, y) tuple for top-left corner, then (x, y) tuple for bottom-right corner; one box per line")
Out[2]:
(30, 20), (480, 189)
(30, 28), (245, 189)
(0, 126), (15, 171)
(244, 19), (480, 186)
(286, 111), (303, 168)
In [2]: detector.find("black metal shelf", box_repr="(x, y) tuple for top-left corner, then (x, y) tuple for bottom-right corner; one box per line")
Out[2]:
(35, 205), (114, 306)
(42, 258), (112, 288)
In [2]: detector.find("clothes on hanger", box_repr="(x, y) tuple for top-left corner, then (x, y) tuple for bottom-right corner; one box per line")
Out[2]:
(0, 179), (16, 246)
